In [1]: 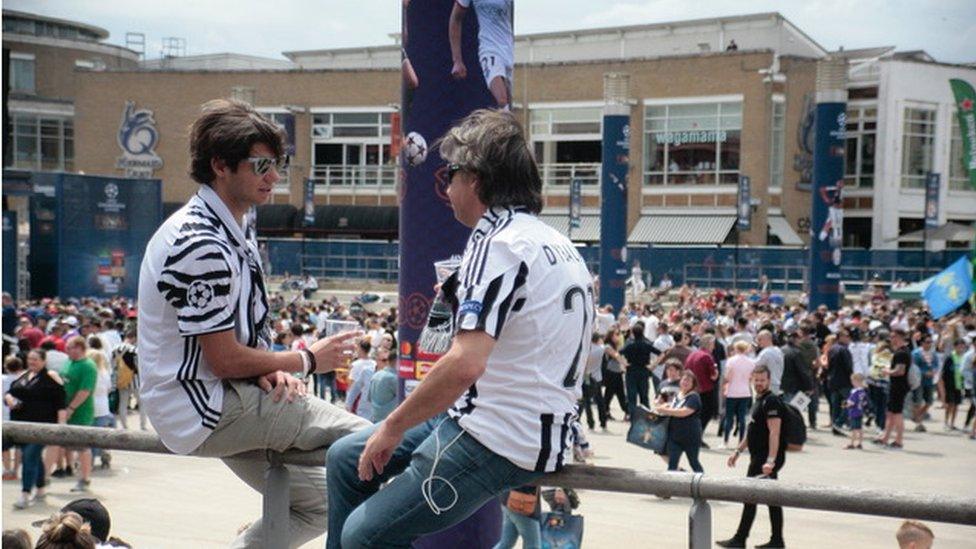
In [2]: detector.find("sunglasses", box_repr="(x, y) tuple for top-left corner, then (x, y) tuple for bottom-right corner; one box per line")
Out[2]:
(446, 163), (463, 181)
(247, 155), (289, 176)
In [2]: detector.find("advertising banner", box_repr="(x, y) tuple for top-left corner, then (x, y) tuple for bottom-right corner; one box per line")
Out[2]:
(924, 172), (940, 229)
(303, 178), (315, 226)
(808, 102), (846, 310)
(949, 79), (976, 191)
(599, 113), (630, 312)
(57, 174), (161, 298)
(2, 211), (16, 297)
(737, 175), (751, 230)
(569, 177), (582, 231)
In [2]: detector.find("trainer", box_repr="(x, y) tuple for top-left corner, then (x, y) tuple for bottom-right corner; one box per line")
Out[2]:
(325, 109), (594, 548)
(138, 99), (369, 548)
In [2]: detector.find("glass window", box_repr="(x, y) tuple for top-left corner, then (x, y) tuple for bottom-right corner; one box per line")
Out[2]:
(844, 104), (876, 188)
(529, 107), (602, 138)
(8, 115), (73, 171)
(10, 56), (36, 93)
(900, 107), (935, 189)
(310, 110), (394, 186)
(643, 101), (742, 185)
(949, 114), (972, 191)
(769, 100), (785, 188)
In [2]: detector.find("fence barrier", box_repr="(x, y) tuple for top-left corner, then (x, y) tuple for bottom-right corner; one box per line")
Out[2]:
(5, 422), (975, 549)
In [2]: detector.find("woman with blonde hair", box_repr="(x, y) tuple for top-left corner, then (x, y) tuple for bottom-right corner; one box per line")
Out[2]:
(86, 337), (114, 469)
(720, 340), (756, 448)
(35, 511), (96, 549)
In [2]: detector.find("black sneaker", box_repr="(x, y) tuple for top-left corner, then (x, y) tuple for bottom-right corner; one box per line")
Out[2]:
(716, 537), (746, 548)
(700, 441), (711, 449)
(51, 468), (66, 478)
(831, 426), (846, 437)
(755, 540), (785, 548)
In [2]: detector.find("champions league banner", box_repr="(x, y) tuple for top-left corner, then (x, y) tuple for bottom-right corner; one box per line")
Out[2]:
(2, 211), (16, 296)
(57, 174), (162, 298)
(808, 102), (846, 310)
(600, 113), (630, 312)
(399, 1), (512, 546)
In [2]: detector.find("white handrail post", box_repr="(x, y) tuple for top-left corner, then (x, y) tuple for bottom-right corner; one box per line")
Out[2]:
(689, 473), (711, 549)
(263, 451), (291, 549)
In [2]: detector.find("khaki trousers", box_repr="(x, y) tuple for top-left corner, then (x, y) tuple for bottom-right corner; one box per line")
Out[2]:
(194, 379), (371, 548)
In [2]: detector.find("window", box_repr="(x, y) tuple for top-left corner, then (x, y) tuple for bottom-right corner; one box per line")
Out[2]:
(310, 110), (394, 186)
(769, 98), (785, 189)
(842, 217), (872, 249)
(844, 104), (876, 188)
(257, 111), (294, 186)
(644, 100), (742, 185)
(9, 114), (73, 171)
(949, 113), (972, 191)
(529, 105), (602, 186)
(10, 54), (36, 94)
(900, 107), (935, 189)
(897, 217), (924, 249)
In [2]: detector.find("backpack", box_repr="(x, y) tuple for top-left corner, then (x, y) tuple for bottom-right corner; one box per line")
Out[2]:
(780, 395), (807, 451)
(114, 348), (136, 390)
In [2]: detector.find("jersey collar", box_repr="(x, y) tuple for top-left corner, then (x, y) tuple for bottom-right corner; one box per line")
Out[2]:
(196, 184), (249, 252)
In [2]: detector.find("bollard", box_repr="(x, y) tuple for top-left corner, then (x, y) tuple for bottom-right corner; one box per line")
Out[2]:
(263, 451), (291, 549)
(688, 473), (711, 549)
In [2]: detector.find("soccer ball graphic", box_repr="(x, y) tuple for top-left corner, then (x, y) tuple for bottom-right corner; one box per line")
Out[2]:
(187, 281), (214, 309)
(403, 131), (428, 167)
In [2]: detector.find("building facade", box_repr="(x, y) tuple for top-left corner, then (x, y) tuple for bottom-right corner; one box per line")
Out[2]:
(10, 10), (976, 250)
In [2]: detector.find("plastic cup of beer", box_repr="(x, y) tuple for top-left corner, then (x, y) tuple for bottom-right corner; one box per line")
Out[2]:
(324, 319), (361, 363)
(434, 258), (461, 285)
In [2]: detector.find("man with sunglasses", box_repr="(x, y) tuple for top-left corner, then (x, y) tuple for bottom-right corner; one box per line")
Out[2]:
(325, 109), (594, 548)
(137, 98), (370, 547)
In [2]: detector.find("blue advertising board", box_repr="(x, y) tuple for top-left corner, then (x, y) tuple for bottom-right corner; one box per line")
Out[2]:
(2, 211), (16, 297)
(25, 173), (161, 299)
(737, 175), (751, 230)
(808, 102), (846, 309)
(924, 172), (940, 229)
(599, 113), (630, 311)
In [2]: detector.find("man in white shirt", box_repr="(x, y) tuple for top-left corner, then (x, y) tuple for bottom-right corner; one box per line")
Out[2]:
(755, 330), (785, 394)
(594, 305), (615, 337)
(449, 0), (514, 109)
(325, 110), (593, 547)
(138, 99), (369, 548)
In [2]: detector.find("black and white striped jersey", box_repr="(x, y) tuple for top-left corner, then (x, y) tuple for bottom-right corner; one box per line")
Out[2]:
(445, 206), (594, 472)
(138, 185), (270, 454)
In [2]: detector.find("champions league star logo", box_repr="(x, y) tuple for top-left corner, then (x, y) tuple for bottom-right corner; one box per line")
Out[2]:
(187, 280), (215, 309)
(104, 183), (119, 201)
(116, 101), (163, 178)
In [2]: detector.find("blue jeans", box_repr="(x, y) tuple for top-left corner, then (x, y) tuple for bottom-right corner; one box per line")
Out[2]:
(493, 505), (541, 549)
(326, 414), (542, 548)
(722, 397), (752, 444)
(92, 414), (115, 459)
(667, 437), (704, 472)
(21, 443), (45, 494)
(625, 370), (650, 417)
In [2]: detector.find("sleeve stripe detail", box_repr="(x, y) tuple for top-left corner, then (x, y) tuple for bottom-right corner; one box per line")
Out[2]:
(163, 238), (229, 267)
(176, 337), (221, 426)
(492, 261), (529, 337)
(160, 268), (232, 285)
(534, 413), (554, 472)
(474, 216), (514, 286)
(473, 273), (505, 333)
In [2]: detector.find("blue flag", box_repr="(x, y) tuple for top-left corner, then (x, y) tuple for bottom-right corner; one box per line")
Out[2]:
(923, 256), (973, 319)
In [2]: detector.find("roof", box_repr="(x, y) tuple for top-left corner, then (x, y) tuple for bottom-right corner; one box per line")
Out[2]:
(628, 215), (736, 245)
(2, 9), (109, 40)
(140, 53), (296, 71)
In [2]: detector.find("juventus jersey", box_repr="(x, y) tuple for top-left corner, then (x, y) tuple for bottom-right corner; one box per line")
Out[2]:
(458, 0), (514, 68)
(138, 185), (270, 454)
(444, 207), (594, 472)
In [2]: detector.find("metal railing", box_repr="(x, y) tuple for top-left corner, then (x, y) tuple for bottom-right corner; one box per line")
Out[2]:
(5, 422), (975, 549)
(683, 262), (944, 293)
(299, 253), (399, 282)
(311, 165), (397, 187)
(538, 162), (600, 189)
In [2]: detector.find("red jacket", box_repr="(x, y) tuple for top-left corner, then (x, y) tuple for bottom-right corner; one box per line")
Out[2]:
(685, 349), (718, 393)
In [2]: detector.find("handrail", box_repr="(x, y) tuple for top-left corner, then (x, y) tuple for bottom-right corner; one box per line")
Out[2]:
(5, 421), (976, 547)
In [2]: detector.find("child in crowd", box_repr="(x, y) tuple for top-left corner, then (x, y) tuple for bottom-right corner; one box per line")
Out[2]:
(844, 373), (868, 449)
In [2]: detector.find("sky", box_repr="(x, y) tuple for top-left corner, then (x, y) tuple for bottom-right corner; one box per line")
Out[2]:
(6, 0), (975, 64)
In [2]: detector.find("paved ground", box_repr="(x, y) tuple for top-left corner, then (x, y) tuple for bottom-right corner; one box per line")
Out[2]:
(4, 401), (975, 548)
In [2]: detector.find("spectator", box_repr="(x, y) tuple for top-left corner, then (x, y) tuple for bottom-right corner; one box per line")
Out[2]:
(3, 355), (25, 480)
(582, 333), (608, 431)
(721, 341), (755, 449)
(602, 327), (628, 419)
(345, 340), (376, 421)
(62, 336), (98, 493)
(86, 339), (114, 469)
(493, 486), (542, 549)
(780, 330), (814, 406)
(755, 330), (784, 394)
(941, 338), (966, 431)
(620, 321), (659, 419)
(111, 330), (145, 431)
(910, 334), (939, 432)
(655, 370), (704, 473)
(6, 349), (65, 509)
(896, 520), (934, 549)
(827, 329), (854, 435)
(1, 529), (31, 549)
(867, 339), (892, 432)
(35, 511), (97, 549)
(843, 373), (868, 449)
(367, 346), (397, 423)
(875, 330), (911, 449)
(684, 334), (719, 440)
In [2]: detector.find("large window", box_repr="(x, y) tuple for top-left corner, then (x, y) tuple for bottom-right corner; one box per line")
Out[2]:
(10, 54), (36, 94)
(311, 110), (394, 186)
(844, 104), (876, 187)
(949, 113), (972, 191)
(769, 98), (785, 189)
(530, 105), (602, 186)
(9, 114), (73, 171)
(644, 100), (742, 185)
(900, 107), (935, 189)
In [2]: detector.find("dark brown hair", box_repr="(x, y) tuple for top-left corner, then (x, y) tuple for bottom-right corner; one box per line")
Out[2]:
(35, 512), (96, 549)
(189, 99), (286, 185)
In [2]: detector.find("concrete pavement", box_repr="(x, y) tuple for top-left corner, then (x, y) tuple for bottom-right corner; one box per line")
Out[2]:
(4, 402), (975, 548)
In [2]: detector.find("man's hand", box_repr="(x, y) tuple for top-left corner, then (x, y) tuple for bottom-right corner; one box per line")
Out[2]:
(727, 451), (739, 468)
(258, 370), (306, 403)
(357, 421), (404, 481)
(553, 488), (569, 507)
(451, 60), (467, 79)
(309, 330), (363, 373)
(761, 460), (774, 476)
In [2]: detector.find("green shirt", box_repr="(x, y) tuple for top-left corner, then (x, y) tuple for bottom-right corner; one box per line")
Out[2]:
(64, 357), (97, 426)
